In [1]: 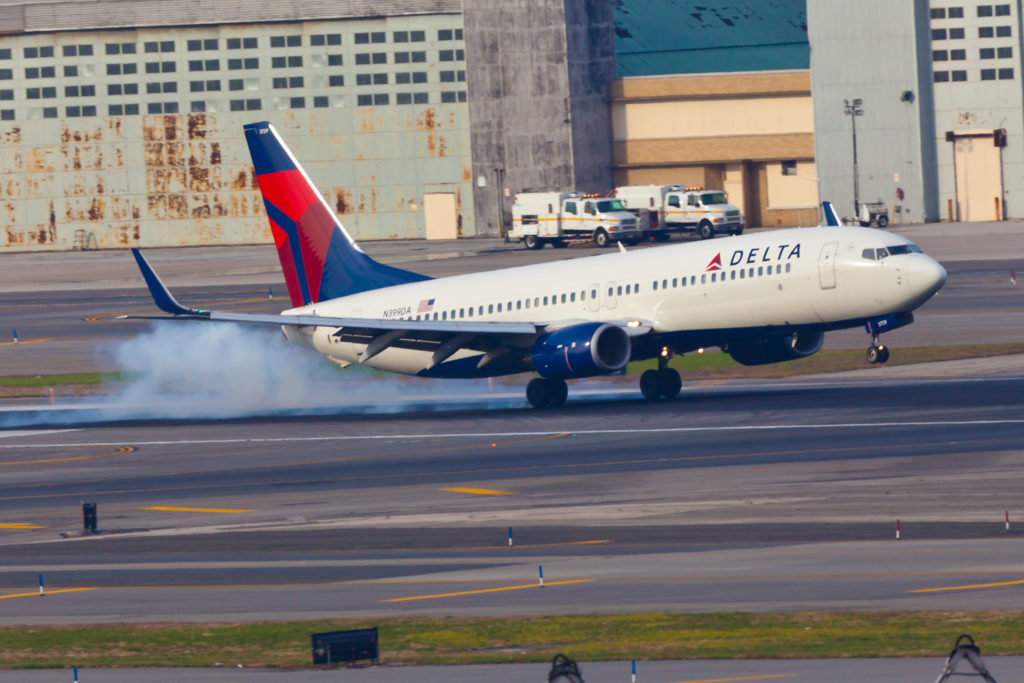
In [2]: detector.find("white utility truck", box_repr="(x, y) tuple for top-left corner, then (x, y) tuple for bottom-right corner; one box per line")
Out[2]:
(509, 192), (642, 249)
(614, 185), (744, 240)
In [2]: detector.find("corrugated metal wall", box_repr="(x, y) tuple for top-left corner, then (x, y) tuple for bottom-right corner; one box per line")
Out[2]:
(0, 15), (473, 251)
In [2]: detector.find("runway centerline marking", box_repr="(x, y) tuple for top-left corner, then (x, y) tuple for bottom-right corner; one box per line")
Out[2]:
(0, 587), (97, 600)
(440, 487), (515, 496)
(380, 579), (593, 602)
(0, 338), (53, 347)
(143, 506), (253, 514)
(0, 445), (134, 467)
(669, 676), (793, 683)
(4, 418), (1024, 451)
(910, 578), (1024, 593)
(669, 676), (794, 683)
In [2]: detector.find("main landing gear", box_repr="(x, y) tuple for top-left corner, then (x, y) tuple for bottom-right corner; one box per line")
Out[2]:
(866, 332), (890, 364)
(640, 348), (682, 400)
(526, 377), (568, 408)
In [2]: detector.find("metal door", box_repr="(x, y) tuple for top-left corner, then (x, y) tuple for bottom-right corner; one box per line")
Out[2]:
(818, 242), (838, 289)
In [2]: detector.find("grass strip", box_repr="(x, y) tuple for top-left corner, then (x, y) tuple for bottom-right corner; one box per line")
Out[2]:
(4, 611), (1024, 669)
(1, 344), (1023, 398)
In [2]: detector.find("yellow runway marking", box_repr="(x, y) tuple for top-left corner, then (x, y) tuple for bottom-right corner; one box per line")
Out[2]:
(0, 338), (53, 347)
(440, 487), (515, 496)
(1, 446), (135, 467)
(0, 587), (97, 600)
(910, 578), (1024, 593)
(381, 579), (593, 602)
(0, 523), (46, 529)
(669, 676), (794, 683)
(143, 506), (253, 514)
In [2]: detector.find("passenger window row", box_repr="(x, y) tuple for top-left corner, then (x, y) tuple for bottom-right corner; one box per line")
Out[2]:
(652, 262), (792, 290)
(409, 282), (644, 321)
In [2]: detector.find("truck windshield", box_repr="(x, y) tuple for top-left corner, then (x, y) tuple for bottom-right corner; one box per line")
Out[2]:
(596, 199), (625, 212)
(701, 192), (728, 205)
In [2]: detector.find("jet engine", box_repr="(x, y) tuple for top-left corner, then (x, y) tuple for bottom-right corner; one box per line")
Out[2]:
(726, 330), (825, 366)
(531, 322), (631, 379)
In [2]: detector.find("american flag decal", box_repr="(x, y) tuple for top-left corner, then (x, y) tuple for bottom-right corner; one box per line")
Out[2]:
(417, 298), (435, 313)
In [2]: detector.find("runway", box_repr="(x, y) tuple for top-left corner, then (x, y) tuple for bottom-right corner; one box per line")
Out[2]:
(3, 372), (1024, 624)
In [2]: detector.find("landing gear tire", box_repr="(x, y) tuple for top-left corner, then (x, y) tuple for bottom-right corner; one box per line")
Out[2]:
(640, 368), (681, 400)
(866, 345), (890, 364)
(524, 234), (542, 250)
(594, 229), (610, 248)
(526, 377), (568, 408)
(698, 221), (714, 240)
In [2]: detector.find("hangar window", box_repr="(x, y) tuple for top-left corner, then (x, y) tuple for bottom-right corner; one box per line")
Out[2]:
(411, 30), (426, 41)
(931, 7), (946, 18)
(934, 70), (950, 82)
(997, 25), (1012, 36)
(982, 68), (997, 79)
(999, 67), (1014, 78)
(441, 92), (456, 103)
(355, 33), (369, 44)
(978, 5), (994, 17)
(980, 47), (996, 58)
(950, 49), (966, 59)
(932, 28), (947, 40)
(0, 69), (10, 80)
(949, 7), (964, 17)
(357, 94), (372, 106)
(43, 107), (57, 118)
(952, 69), (968, 80)
(412, 52), (427, 63)
(949, 27), (965, 39)
(396, 93), (411, 104)
(373, 93), (389, 105)
(0, 49), (9, 59)
(781, 160), (798, 175)
(998, 46), (1013, 57)
(393, 31), (408, 42)
(373, 73), (387, 84)
(0, 89), (10, 100)
(980, 26), (994, 37)
(996, 4), (1011, 15)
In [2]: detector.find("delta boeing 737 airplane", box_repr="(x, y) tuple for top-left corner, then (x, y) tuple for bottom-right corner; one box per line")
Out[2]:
(128, 121), (947, 408)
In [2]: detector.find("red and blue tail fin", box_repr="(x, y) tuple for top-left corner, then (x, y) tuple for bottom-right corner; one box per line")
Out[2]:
(243, 121), (430, 307)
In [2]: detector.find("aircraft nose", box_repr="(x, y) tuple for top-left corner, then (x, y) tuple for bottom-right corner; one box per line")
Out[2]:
(908, 257), (947, 300)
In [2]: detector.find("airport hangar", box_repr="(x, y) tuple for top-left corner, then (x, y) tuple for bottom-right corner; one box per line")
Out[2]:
(1, 0), (1016, 254)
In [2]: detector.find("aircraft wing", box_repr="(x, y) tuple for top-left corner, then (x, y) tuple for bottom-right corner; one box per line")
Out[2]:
(123, 249), (652, 366)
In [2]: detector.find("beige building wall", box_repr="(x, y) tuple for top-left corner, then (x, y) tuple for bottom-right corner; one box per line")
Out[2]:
(610, 70), (818, 228)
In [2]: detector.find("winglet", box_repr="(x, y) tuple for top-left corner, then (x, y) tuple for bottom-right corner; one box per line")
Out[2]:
(822, 201), (843, 227)
(130, 249), (207, 317)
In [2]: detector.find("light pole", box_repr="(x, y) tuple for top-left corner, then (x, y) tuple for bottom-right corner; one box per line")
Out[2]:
(843, 98), (864, 219)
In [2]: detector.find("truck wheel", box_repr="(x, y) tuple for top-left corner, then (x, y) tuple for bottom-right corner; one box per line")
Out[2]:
(698, 220), (714, 240)
(523, 234), (542, 250)
(594, 229), (610, 248)
(551, 239), (568, 249)
(876, 215), (889, 228)
(654, 231), (670, 242)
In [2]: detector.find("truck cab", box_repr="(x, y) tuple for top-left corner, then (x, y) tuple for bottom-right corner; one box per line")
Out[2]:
(615, 185), (744, 240)
(511, 192), (641, 249)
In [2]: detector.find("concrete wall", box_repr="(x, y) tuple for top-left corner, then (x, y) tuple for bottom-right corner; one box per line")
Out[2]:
(809, 0), (938, 223)
(609, 70), (817, 228)
(464, 0), (616, 237)
(930, 0), (1024, 221)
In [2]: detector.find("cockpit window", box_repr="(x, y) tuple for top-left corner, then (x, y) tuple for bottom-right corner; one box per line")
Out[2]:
(862, 248), (875, 260)
(876, 248), (889, 259)
(886, 244), (922, 255)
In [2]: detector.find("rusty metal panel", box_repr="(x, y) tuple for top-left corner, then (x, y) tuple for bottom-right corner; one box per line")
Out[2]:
(1, 13), (475, 251)
(18, 0), (460, 32)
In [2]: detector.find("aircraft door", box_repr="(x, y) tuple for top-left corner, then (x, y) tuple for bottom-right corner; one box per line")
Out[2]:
(588, 282), (600, 312)
(605, 281), (617, 310)
(818, 242), (838, 289)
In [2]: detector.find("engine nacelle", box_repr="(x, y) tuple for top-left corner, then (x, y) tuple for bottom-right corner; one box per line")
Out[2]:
(727, 330), (825, 366)
(531, 322), (631, 379)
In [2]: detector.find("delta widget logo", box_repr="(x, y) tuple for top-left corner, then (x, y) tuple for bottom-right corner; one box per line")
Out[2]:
(705, 254), (722, 272)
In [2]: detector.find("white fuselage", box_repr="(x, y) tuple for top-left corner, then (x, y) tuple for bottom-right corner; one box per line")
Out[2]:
(281, 227), (946, 376)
